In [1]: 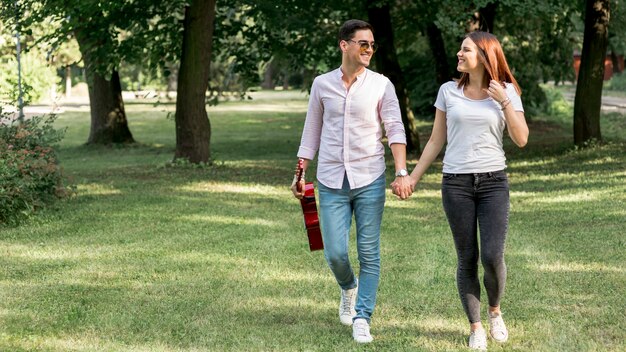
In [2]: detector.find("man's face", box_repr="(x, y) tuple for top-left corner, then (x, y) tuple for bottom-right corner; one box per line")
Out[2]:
(343, 29), (375, 68)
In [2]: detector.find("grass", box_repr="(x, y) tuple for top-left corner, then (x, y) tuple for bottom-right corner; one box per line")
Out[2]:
(1, 90), (625, 351)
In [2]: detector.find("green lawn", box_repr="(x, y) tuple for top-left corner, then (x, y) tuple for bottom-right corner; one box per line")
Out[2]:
(1, 91), (625, 351)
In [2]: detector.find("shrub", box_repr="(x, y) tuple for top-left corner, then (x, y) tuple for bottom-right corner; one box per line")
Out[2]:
(605, 73), (626, 92)
(0, 113), (72, 225)
(542, 86), (573, 124)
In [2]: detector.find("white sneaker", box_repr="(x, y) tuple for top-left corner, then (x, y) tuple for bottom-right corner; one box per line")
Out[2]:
(488, 312), (508, 343)
(339, 286), (357, 326)
(468, 328), (487, 350)
(352, 318), (373, 343)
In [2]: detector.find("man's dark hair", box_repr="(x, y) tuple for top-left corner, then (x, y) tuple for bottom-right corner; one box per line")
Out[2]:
(338, 19), (374, 42)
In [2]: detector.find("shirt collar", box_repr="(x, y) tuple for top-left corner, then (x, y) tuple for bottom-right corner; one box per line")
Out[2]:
(336, 67), (368, 81)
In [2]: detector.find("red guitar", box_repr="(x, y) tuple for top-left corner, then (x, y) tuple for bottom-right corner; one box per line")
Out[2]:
(295, 159), (324, 251)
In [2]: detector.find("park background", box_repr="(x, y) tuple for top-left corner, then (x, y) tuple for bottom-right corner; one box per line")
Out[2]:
(1, 0), (625, 351)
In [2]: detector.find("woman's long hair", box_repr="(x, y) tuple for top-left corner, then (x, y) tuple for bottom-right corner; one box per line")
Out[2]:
(457, 31), (521, 95)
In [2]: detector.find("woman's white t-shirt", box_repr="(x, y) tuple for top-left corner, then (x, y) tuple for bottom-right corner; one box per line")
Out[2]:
(434, 81), (524, 174)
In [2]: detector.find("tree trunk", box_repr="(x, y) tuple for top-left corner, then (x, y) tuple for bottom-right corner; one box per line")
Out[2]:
(76, 30), (134, 145)
(367, 2), (421, 154)
(478, 3), (497, 32)
(65, 66), (72, 98)
(84, 69), (135, 144)
(261, 58), (276, 90)
(468, 3), (497, 32)
(425, 23), (452, 84)
(175, 0), (216, 163)
(574, 0), (610, 146)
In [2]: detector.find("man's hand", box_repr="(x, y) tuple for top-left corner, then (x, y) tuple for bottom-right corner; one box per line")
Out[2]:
(390, 176), (413, 200)
(290, 172), (305, 199)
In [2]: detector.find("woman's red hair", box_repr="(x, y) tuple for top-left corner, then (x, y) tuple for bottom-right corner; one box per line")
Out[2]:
(457, 31), (521, 95)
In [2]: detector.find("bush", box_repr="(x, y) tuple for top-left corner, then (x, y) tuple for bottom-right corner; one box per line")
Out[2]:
(605, 73), (626, 92)
(0, 113), (72, 225)
(0, 53), (60, 104)
(542, 85), (573, 123)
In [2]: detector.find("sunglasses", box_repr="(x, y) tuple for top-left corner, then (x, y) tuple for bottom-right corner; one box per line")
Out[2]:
(348, 39), (379, 53)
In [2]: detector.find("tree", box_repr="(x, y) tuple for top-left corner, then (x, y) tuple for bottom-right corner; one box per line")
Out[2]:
(11, 0), (137, 144)
(574, 0), (610, 146)
(75, 29), (134, 144)
(174, 0), (217, 163)
(367, 0), (420, 153)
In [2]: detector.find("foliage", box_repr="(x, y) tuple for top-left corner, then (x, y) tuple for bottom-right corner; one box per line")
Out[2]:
(605, 72), (626, 91)
(118, 63), (169, 92)
(542, 85), (573, 121)
(608, 0), (626, 54)
(0, 21), (61, 103)
(0, 114), (72, 226)
(0, 53), (59, 104)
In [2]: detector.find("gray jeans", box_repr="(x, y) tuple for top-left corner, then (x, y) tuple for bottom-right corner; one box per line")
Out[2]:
(441, 171), (509, 323)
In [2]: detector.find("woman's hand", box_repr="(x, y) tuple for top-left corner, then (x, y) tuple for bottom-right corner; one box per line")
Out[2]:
(409, 174), (419, 191)
(484, 80), (508, 107)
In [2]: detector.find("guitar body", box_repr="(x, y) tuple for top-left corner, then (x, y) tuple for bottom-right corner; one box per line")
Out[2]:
(300, 182), (324, 251)
(296, 159), (324, 251)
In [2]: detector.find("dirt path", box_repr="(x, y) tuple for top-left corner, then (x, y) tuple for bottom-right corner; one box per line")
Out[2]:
(562, 92), (626, 113)
(4, 89), (626, 121)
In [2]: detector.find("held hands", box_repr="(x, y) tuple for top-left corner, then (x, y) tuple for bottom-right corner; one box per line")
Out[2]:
(390, 175), (414, 200)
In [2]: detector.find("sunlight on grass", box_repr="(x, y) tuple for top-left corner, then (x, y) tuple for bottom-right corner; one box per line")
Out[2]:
(529, 192), (598, 203)
(208, 103), (307, 113)
(178, 182), (287, 196)
(2, 244), (107, 260)
(78, 183), (123, 196)
(166, 252), (254, 266)
(387, 189), (442, 209)
(512, 158), (558, 167)
(514, 188), (621, 204)
(533, 261), (625, 274)
(245, 296), (331, 311)
(5, 336), (188, 352)
(379, 316), (464, 334)
(582, 156), (618, 165)
(179, 214), (281, 228)
(242, 267), (329, 283)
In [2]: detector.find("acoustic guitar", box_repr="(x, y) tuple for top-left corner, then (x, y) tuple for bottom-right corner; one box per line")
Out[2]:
(295, 159), (324, 251)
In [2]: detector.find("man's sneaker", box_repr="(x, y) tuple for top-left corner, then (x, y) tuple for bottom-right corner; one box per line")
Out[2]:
(468, 328), (487, 350)
(339, 286), (357, 325)
(488, 311), (508, 343)
(352, 318), (373, 343)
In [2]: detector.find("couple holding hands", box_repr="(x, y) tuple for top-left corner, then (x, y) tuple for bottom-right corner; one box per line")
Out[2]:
(290, 19), (528, 350)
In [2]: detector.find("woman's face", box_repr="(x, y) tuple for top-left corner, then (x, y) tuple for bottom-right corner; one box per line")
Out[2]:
(456, 38), (483, 73)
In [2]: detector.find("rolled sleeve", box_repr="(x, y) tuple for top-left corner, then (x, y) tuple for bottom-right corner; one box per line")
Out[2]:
(380, 80), (406, 146)
(297, 79), (323, 160)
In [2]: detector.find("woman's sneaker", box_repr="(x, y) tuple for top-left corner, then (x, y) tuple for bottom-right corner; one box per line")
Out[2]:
(487, 312), (509, 343)
(468, 328), (487, 350)
(352, 318), (373, 343)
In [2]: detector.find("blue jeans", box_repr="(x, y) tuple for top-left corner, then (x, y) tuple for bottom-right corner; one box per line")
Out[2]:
(318, 172), (386, 322)
(441, 171), (509, 324)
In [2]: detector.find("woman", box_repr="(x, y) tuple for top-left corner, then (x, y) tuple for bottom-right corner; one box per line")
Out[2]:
(403, 31), (528, 350)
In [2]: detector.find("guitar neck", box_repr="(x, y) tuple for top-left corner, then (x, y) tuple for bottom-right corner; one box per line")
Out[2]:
(296, 159), (304, 192)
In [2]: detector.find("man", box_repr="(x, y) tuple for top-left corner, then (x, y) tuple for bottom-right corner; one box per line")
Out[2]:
(291, 19), (412, 343)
